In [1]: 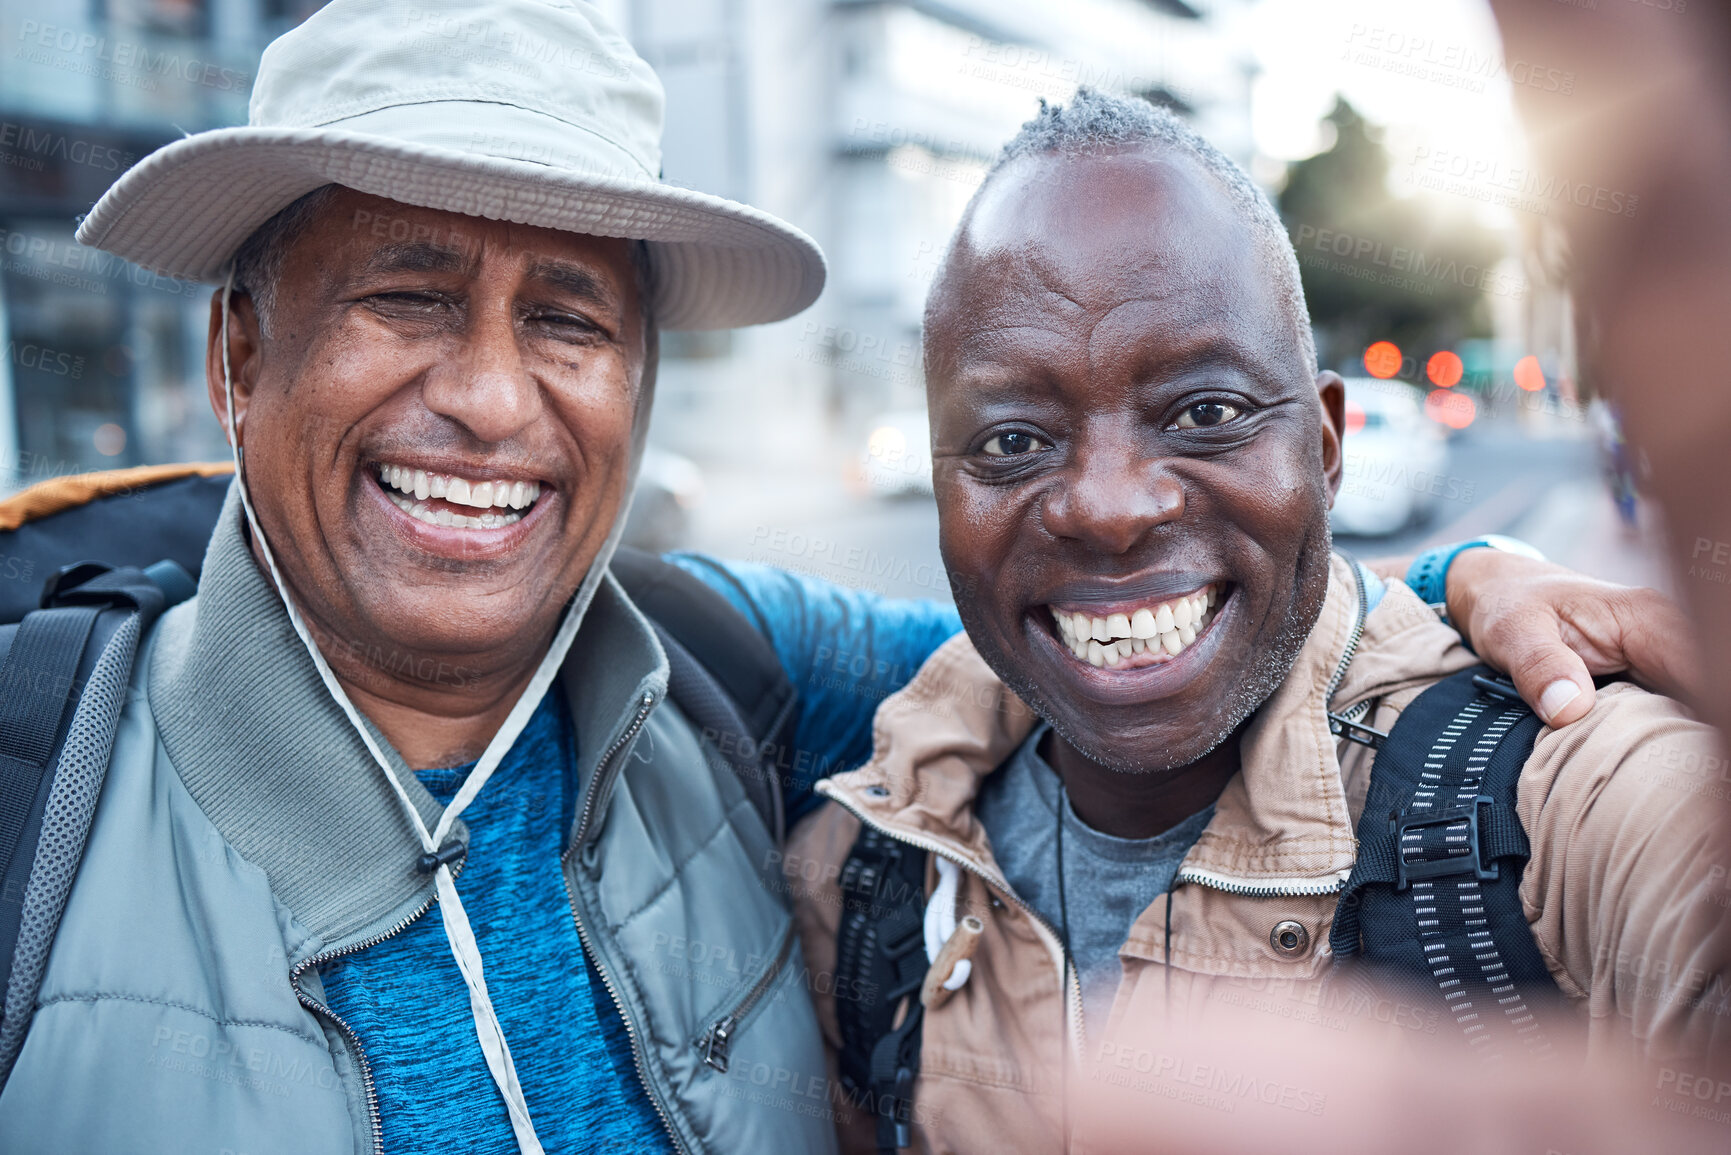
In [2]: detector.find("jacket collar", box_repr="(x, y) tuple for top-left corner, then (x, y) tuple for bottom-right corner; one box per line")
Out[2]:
(148, 481), (666, 959)
(818, 554), (1476, 894)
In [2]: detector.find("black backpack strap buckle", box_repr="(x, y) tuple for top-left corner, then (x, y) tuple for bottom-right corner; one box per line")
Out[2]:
(1392, 795), (1499, 889)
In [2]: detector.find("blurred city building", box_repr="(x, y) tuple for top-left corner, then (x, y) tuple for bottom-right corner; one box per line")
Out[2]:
(624, 0), (1261, 472)
(0, 0), (1259, 494)
(0, 0), (325, 492)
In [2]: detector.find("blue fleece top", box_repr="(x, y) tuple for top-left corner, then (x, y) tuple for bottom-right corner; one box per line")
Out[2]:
(316, 557), (962, 1151)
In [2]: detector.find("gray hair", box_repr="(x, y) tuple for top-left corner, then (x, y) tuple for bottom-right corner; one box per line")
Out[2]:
(229, 185), (658, 340)
(967, 87), (1317, 377)
(230, 185), (341, 338)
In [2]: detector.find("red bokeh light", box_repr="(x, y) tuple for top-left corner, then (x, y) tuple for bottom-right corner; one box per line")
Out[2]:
(1513, 355), (1546, 392)
(1343, 399), (1366, 435)
(1426, 350), (1464, 387)
(1364, 341), (1402, 379)
(1425, 388), (1477, 430)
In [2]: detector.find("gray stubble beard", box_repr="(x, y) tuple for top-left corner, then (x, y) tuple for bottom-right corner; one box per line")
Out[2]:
(967, 512), (1337, 779)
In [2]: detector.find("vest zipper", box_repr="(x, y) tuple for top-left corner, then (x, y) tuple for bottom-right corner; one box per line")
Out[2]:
(696, 921), (797, 1073)
(559, 692), (691, 1155)
(288, 858), (467, 1155)
(818, 786), (1088, 1057)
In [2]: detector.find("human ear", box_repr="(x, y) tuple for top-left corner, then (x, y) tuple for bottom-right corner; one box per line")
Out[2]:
(1316, 370), (1346, 504)
(203, 286), (265, 448)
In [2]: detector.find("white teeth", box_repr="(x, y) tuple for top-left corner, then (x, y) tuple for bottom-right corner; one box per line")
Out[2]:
(378, 463), (540, 514)
(1052, 584), (1221, 667)
(385, 490), (523, 529)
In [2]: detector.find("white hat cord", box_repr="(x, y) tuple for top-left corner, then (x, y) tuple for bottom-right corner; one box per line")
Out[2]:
(218, 271), (616, 1155)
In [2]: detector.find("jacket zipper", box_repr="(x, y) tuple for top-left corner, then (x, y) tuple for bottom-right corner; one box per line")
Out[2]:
(288, 857), (467, 1155)
(1171, 867), (1349, 899)
(818, 786), (1088, 1057)
(695, 921), (797, 1073)
(559, 692), (692, 1155)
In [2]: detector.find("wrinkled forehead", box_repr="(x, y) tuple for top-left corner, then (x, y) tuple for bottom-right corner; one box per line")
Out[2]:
(926, 147), (1290, 375)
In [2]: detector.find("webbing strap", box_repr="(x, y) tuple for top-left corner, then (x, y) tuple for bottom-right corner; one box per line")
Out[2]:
(1332, 665), (1556, 1065)
(0, 607), (101, 883)
(834, 824), (929, 1152)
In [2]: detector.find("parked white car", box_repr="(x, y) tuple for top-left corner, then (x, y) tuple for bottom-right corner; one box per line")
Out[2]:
(1331, 378), (1451, 536)
(859, 408), (934, 497)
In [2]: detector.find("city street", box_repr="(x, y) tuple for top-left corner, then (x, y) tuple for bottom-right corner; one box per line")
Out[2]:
(680, 416), (1672, 606)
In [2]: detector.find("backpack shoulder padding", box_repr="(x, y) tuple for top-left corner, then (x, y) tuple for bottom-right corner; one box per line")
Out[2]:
(610, 546), (796, 845)
(0, 467), (232, 625)
(610, 546), (796, 748)
(1331, 664), (1559, 1062)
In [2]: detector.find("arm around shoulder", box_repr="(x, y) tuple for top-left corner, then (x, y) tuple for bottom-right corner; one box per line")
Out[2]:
(1517, 681), (1731, 1068)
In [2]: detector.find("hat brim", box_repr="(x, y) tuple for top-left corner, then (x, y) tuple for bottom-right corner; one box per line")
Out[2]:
(74, 127), (825, 331)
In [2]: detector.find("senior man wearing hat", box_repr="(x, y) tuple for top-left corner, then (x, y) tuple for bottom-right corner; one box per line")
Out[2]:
(0, 1), (873, 1152)
(0, 1), (1703, 1153)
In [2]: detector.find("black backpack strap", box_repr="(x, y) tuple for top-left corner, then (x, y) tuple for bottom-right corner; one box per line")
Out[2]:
(652, 623), (783, 845)
(834, 824), (930, 1152)
(610, 547), (797, 845)
(0, 561), (193, 1083)
(1331, 664), (1558, 1062)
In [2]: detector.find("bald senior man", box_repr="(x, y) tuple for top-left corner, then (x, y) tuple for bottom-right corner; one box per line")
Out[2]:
(0, 5), (1699, 1154)
(789, 89), (1728, 1154)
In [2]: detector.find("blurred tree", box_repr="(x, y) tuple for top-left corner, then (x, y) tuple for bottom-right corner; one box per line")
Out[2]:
(1278, 99), (1505, 373)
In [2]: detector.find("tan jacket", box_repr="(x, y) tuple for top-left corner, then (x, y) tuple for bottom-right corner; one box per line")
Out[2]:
(785, 556), (1731, 1153)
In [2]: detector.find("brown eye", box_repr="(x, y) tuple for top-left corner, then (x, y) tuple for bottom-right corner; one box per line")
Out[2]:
(982, 432), (1049, 457)
(1174, 401), (1241, 429)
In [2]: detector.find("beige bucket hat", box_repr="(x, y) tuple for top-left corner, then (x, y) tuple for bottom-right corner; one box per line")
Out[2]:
(74, 0), (824, 331)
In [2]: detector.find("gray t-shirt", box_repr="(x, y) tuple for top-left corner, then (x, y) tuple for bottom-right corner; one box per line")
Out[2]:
(974, 724), (1213, 1033)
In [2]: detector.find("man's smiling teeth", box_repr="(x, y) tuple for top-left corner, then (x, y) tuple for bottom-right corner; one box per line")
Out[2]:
(1051, 586), (1221, 668)
(376, 463), (541, 529)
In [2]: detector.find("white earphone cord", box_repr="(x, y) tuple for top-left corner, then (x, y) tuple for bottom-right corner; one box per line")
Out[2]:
(220, 270), (581, 1155)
